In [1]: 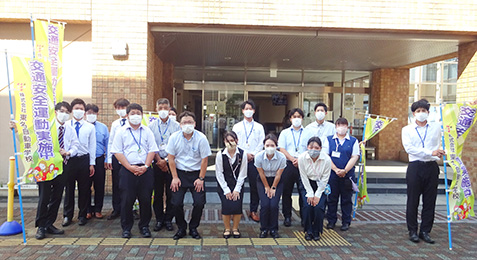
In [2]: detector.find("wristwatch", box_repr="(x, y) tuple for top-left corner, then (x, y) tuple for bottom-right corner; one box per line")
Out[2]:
(271, 186), (276, 190)
(198, 176), (205, 181)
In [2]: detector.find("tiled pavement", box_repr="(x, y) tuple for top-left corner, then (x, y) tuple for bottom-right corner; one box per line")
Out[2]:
(1, 199), (477, 259)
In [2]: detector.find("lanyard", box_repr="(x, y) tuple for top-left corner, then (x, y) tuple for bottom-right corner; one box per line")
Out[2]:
(129, 128), (142, 152)
(243, 120), (254, 144)
(415, 125), (428, 148)
(291, 128), (303, 152)
(227, 152), (240, 180)
(334, 138), (341, 152)
(158, 120), (170, 143)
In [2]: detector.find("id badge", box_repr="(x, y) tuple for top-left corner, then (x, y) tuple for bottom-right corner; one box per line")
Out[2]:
(332, 151), (341, 158)
(159, 143), (166, 151)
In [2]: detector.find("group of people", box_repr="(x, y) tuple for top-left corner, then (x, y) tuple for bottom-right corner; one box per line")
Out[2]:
(10, 96), (445, 244)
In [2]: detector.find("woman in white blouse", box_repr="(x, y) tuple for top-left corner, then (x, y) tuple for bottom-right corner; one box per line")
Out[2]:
(215, 131), (248, 239)
(298, 136), (331, 241)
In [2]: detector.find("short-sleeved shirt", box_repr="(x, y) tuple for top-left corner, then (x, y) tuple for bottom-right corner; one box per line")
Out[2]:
(166, 130), (212, 171)
(278, 126), (313, 158)
(149, 117), (181, 158)
(254, 150), (287, 177)
(107, 117), (129, 163)
(110, 125), (159, 165)
(305, 120), (336, 144)
(322, 133), (359, 156)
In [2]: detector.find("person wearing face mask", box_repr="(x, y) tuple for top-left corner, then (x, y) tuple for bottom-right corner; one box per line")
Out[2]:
(62, 98), (96, 227)
(402, 99), (445, 244)
(215, 131), (248, 239)
(111, 103), (159, 238)
(9, 102), (79, 239)
(84, 104), (109, 220)
(148, 98), (180, 232)
(169, 107), (178, 122)
(106, 98), (131, 220)
(297, 137), (331, 241)
(167, 111), (212, 240)
(255, 134), (287, 238)
(232, 100), (265, 223)
(305, 103), (336, 144)
(277, 108), (312, 227)
(321, 118), (359, 232)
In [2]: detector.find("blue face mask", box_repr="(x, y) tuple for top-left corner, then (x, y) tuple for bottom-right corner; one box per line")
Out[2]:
(308, 149), (321, 158)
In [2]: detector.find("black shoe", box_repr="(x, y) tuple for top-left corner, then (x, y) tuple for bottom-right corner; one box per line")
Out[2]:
(35, 227), (46, 240)
(46, 225), (64, 235)
(259, 230), (268, 238)
(326, 222), (335, 229)
(133, 210), (140, 220)
(154, 222), (164, 232)
(165, 222), (174, 231)
(409, 231), (419, 243)
(141, 227), (151, 238)
(304, 233), (313, 241)
(340, 223), (350, 231)
(419, 232), (435, 244)
(122, 230), (132, 239)
(189, 228), (201, 239)
(173, 229), (186, 240)
(283, 217), (292, 227)
(107, 211), (120, 220)
(313, 234), (321, 241)
(78, 217), (87, 226)
(270, 230), (280, 238)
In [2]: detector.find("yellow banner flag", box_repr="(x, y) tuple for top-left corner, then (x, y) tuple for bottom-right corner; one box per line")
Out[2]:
(34, 20), (64, 104)
(12, 56), (63, 183)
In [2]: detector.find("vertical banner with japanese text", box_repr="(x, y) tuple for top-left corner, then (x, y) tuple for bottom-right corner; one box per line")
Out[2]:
(34, 20), (64, 104)
(141, 112), (159, 126)
(12, 56), (63, 183)
(442, 103), (477, 221)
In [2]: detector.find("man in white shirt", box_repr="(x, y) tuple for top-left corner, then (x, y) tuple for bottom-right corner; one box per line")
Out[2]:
(402, 99), (444, 244)
(232, 100), (265, 222)
(305, 103), (336, 144)
(62, 98), (96, 227)
(106, 98), (130, 220)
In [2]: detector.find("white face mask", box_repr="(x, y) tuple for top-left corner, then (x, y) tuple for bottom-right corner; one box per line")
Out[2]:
(129, 114), (142, 125)
(116, 109), (127, 117)
(57, 112), (70, 124)
(158, 110), (169, 119)
(291, 118), (302, 128)
(315, 111), (326, 121)
(265, 147), (276, 155)
(336, 126), (348, 135)
(73, 109), (85, 120)
(181, 124), (195, 134)
(243, 110), (254, 118)
(86, 114), (97, 123)
(169, 115), (177, 122)
(415, 112), (429, 122)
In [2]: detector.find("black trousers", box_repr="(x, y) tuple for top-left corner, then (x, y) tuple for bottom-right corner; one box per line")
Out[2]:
(36, 170), (66, 228)
(281, 160), (304, 219)
(326, 175), (354, 225)
(257, 176), (283, 232)
(406, 161), (439, 233)
(119, 165), (154, 232)
(247, 163), (260, 213)
(111, 156), (122, 214)
(171, 170), (206, 231)
(63, 155), (90, 219)
(87, 155), (106, 213)
(152, 163), (174, 223)
(300, 180), (326, 235)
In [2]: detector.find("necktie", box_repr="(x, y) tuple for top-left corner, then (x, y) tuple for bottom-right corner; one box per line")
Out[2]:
(75, 121), (80, 137)
(58, 126), (65, 149)
(121, 118), (126, 126)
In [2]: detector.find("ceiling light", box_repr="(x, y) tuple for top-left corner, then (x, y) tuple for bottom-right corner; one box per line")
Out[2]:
(224, 57), (231, 60)
(282, 58), (290, 62)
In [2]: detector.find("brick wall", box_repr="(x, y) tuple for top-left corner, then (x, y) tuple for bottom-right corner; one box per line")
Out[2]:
(370, 68), (409, 160)
(457, 41), (477, 195)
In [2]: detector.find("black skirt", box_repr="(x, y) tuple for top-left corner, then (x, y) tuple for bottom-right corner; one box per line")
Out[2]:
(218, 182), (244, 215)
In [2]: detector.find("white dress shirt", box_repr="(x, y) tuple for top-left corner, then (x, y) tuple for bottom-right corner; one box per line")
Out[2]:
(278, 126), (313, 158)
(402, 121), (441, 162)
(107, 117), (129, 163)
(322, 133), (359, 156)
(305, 120), (336, 144)
(110, 125), (159, 165)
(215, 148), (248, 195)
(298, 151), (331, 198)
(166, 130), (212, 171)
(55, 120), (79, 157)
(149, 117), (181, 158)
(232, 119), (265, 155)
(68, 119), (96, 165)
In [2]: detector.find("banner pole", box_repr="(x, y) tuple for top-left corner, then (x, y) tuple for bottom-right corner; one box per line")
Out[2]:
(439, 103), (452, 250)
(30, 14), (35, 59)
(5, 50), (27, 244)
(353, 111), (368, 219)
